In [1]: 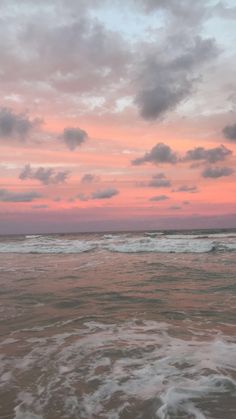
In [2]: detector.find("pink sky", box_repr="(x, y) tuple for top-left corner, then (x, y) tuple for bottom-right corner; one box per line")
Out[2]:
(0, 0), (236, 233)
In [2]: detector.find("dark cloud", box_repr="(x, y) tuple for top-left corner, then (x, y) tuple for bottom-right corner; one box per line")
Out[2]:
(150, 194), (169, 201)
(91, 188), (119, 199)
(135, 36), (219, 120)
(132, 143), (177, 165)
(0, 189), (41, 202)
(0, 107), (37, 140)
(177, 185), (198, 193)
(19, 164), (69, 185)
(80, 173), (98, 183)
(223, 123), (236, 141)
(183, 200), (190, 205)
(202, 166), (234, 178)
(61, 127), (88, 151)
(184, 144), (232, 163)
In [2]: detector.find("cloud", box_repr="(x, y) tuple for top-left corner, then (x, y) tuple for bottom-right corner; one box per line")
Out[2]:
(135, 36), (219, 120)
(0, 1), (222, 124)
(138, 0), (208, 25)
(150, 194), (169, 201)
(61, 127), (88, 151)
(202, 166), (234, 178)
(184, 144), (232, 163)
(0, 107), (38, 140)
(77, 193), (89, 202)
(214, 2), (236, 19)
(32, 204), (48, 209)
(132, 143), (177, 165)
(3, 12), (129, 97)
(19, 164), (69, 185)
(91, 188), (119, 199)
(149, 173), (172, 188)
(169, 205), (182, 210)
(80, 173), (98, 183)
(223, 123), (236, 141)
(176, 185), (198, 192)
(0, 189), (41, 202)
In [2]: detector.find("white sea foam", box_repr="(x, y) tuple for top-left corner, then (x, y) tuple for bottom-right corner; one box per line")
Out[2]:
(0, 236), (96, 254)
(103, 235), (236, 253)
(0, 232), (235, 254)
(1, 320), (235, 418)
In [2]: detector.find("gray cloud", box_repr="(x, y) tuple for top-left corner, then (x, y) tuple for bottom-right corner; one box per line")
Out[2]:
(2, 12), (129, 97)
(169, 205), (182, 210)
(0, 1), (224, 124)
(135, 36), (219, 120)
(0, 189), (41, 202)
(184, 144), (232, 163)
(0, 107), (37, 140)
(91, 188), (119, 200)
(19, 164), (69, 185)
(202, 166), (234, 178)
(61, 127), (88, 151)
(214, 2), (236, 19)
(150, 194), (169, 201)
(148, 173), (172, 187)
(32, 204), (48, 209)
(80, 173), (98, 183)
(76, 193), (89, 202)
(132, 143), (177, 165)
(223, 123), (236, 141)
(137, 0), (208, 25)
(177, 185), (198, 193)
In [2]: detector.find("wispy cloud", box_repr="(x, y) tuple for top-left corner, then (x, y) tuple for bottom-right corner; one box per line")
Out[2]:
(150, 194), (169, 201)
(176, 185), (198, 193)
(91, 188), (119, 200)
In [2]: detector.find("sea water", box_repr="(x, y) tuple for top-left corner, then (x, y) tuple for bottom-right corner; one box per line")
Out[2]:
(0, 230), (236, 418)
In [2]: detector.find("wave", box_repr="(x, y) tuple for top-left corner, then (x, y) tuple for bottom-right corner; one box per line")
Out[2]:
(2, 320), (236, 419)
(0, 232), (235, 254)
(0, 236), (96, 254)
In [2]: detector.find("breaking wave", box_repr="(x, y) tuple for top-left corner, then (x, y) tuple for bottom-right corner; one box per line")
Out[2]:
(0, 231), (235, 254)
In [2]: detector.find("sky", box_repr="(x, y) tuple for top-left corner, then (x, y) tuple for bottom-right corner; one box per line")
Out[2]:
(0, 0), (236, 234)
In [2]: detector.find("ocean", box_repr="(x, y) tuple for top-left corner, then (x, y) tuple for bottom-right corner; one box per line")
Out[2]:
(0, 230), (236, 419)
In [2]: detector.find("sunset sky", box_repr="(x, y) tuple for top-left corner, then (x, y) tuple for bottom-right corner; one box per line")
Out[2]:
(0, 0), (236, 233)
